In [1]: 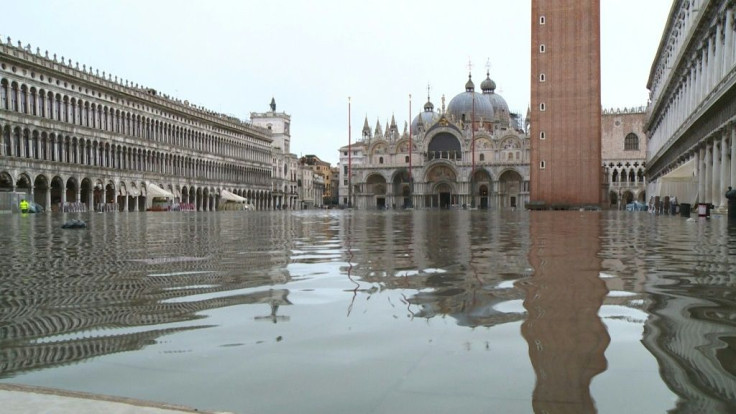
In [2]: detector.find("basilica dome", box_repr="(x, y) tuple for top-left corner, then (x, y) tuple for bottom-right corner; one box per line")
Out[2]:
(481, 71), (510, 125)
(411, 98), (440, 131)
(447, 74), (495, 124)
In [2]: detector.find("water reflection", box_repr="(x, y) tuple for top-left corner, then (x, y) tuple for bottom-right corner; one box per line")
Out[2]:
(639, 216), (736, 413)
(343, 210), (529, 327)
(520, 212), (610, 413)
(1, 211), (735, 413)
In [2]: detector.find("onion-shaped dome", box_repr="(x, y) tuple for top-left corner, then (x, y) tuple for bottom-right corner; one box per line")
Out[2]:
(480, 75), (496, 93)
(481, 72), (510, 125)
(411, 110), (440, 132)
(447, 75), (495, 125)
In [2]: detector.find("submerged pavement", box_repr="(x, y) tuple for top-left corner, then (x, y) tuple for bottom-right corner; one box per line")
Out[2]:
(0, 383), (230, 414)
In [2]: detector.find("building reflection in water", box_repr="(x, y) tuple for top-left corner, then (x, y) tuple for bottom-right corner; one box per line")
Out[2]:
(341, 210), (530, 327)
(637, 218), (736, 413)
(0, 213), (297, 378)
(519, 211), (610, 413)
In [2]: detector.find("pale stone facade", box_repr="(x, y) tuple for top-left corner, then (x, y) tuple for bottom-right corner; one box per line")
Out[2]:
(339, 73), (530, 210)
(0, 36), (275, 212)
(601, 107), (647, 208)
(250, 101), (300, 209)
(646, 0), (736, 209)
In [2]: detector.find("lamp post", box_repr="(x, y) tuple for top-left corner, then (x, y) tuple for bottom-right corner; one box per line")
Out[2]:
(348, 96), (352, 208)
(408, 93), (413, 208)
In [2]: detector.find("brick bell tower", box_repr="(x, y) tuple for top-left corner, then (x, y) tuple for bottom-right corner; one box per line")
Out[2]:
(529, 0), (602, 208)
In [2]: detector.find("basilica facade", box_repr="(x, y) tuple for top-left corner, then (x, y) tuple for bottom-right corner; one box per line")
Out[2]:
(339, 72), (530, 210)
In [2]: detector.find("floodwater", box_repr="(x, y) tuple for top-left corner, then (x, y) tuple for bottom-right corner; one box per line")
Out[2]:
(0, 210), (735, 414)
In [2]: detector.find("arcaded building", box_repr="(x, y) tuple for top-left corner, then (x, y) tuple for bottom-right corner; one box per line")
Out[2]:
(0, 37), (275, 212)
(530, 0), (603, 207)
(601, 107), (648, 208)
(339, 72), (530, 210)
(646, 0), (736, 209)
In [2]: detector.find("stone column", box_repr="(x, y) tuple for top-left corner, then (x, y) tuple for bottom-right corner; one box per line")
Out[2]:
(705, 143), (712, 203)
(720, 129), (730, 208)
(731, 124), (736, 189)
(713, 138), (722, 207)
(697, 146), (704, 203)
(45, 189), (51, 211)
(124, 193), (129, 212)
(61, 184), (67, 210)
(133, 196), (139, 212)
(726, 9), (735, 72)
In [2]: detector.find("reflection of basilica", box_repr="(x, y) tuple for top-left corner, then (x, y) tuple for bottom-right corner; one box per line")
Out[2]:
(339, 72), (529, 210)
(340, 210), (530, 327)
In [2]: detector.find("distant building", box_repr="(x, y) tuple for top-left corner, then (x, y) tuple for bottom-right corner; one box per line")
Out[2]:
(300, 154), (332, 206)
(645, 0), (736, 209)
(0, 37), (273, 212)
(339, 72), (530, 209)
(601, 107), (647, 208)
(530, 0), (603, 208)
(251, 99), (300, 209)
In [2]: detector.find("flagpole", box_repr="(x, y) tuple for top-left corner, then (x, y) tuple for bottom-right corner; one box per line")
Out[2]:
(471, 87), (475, 209)
(348, 96), (352, 208)
(408, 93), (413, 208)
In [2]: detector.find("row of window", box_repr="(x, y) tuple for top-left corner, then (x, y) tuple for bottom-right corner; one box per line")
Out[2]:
(537, 130), (639, 150)
(1, 125), (271, 186)
(0, 78), (271, 164)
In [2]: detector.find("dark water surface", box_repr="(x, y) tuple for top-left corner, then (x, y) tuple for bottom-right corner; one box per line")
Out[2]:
(1, 210), (734, 413)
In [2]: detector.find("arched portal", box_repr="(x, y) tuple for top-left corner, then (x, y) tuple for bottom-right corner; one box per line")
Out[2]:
(366, 173), (387, 209)
(16, 173), (32, 194)
(66, 177), (80, 210)
(105, 181), (116, 211)
(392, 169), (412, 208)
(425, 164), (458, 209)
(50, 176), (64, 211)
(33, 174), (49, 209)
(0, 171), (13, 192)
(609, 191), (618, 208)
(472, 169), (493, 209)
(498, 170), (523, 208)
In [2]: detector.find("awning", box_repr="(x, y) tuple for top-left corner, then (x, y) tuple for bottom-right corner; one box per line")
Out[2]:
(658, 158), (697, 204)
(221, 189), (247, 203)
(147, 183), (175, 199)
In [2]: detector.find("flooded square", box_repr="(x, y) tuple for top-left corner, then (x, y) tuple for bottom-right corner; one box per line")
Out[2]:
(1, 210), (734, 413)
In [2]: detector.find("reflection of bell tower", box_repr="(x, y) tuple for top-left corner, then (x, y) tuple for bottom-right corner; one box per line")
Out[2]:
(520, 212), (610, 413)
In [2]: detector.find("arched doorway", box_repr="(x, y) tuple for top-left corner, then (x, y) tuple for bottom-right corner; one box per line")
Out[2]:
(105, 182), (116, 211)
(425, 164), (457, 209)
(622, 191), (634, 206)
(66, 177), (80, 210)
(50, 176), (63, 211)
(33, 174), (49, 209)
(609, 191), (618, 209)
(16, 173), (32, 195)
(472, 169), (492, 209)
(366, 174), (387, 209)
(392, 169), (412, 208)
(498, 170), (522, 208)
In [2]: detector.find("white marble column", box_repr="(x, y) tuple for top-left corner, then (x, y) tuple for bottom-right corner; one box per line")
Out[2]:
(713, 137), (722, 207)
(705, 143), (713, 203)
(697, 147), (704, 203)
(726, 9), (735, 72)
(720, 129), (730, 208)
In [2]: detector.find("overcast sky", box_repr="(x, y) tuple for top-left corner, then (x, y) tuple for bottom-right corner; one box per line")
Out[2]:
(4, 0), (672, 165)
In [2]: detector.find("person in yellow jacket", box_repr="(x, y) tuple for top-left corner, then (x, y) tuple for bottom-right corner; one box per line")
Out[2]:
(19, 199), (29, 213)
